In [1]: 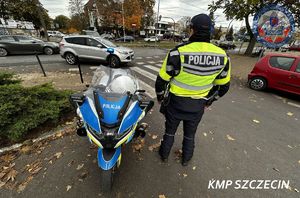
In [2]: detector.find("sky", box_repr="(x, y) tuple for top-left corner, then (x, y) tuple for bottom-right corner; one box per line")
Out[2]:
(40, 0), (245, 29)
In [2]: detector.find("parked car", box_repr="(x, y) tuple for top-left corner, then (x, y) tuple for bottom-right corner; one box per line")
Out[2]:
(115, 36), (135, 42)
(144, 36), (159, 42)
(82, 30), (100, 37)
(0, 35), (59, 57)
(100, 33), (115, 40)
(218, 41), (236, 50)
(59, 35), (134, 67)
(248, 53), (300, 95)
(47, 31), (65, 37)
(288, 40), (300, 51)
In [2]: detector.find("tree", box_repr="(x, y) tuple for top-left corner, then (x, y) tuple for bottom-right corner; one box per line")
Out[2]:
(213, 25), (223, 40)
(5, 0), (51, 29)
(53, 15), (70, 30)
(209, 0), (300, 56)
(68, 0), (87, 30)
(139, 0), (155, 29)
(177, 16), (191, 33)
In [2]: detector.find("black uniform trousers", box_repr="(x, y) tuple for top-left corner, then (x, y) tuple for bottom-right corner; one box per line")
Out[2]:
(159, 93), (206, 161)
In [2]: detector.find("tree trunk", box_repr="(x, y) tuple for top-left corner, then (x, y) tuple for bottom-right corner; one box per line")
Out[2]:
(244, 14), (256, 56)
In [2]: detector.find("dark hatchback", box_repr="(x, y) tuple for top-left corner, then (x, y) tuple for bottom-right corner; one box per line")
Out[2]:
(0, 35), (60, 57)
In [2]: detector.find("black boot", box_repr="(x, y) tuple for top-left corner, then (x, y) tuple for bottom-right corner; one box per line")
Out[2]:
(159, 146), (168, 163)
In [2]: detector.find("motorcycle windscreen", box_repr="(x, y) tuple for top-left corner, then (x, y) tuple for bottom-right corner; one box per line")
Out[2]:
(118, 101), (143, 134)
(98, 94), (128, 125)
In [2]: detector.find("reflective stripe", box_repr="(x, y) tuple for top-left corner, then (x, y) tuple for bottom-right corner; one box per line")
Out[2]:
(156, 91), (164, 95)
(183, 68), (220, 76)
(181, 52), (226, 57)
(170, 50), (179, 56)
(171, 79), (213, 91)
(182, 63), (224, 71)
(220, 70), (228, 77)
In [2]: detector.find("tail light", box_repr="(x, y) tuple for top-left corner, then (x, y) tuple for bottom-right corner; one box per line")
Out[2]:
(59, 42), (64, 48)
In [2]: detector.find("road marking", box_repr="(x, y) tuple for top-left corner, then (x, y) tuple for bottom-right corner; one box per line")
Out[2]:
(158, 60), (163, 63)
(144, 65), (160, 73)
(287, 102), (300, 108)
(138, 80), (155, 98)
(154, 56), (160, 58)
(131, 67), (157, 81)
(136, 62), (145, 65)
(147, 61), (155, 64)
(146, 57), (153, 59)
(156, 63), (162, 67)
(135, 57), (143, 60)
(69, 68), (79, 72)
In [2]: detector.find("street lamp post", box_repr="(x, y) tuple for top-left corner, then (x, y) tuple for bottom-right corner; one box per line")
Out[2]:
(121, 1), (125, 42)
(155, 0), (160, 46)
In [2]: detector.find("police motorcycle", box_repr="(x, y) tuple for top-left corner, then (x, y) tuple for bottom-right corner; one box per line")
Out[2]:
(70, 67), (154, 191)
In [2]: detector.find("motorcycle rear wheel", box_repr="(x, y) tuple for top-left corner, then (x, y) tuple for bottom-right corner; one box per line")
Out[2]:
(100, 167), (115, 192)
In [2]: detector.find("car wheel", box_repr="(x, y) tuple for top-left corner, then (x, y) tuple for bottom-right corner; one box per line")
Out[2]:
(44, 47), (54, 55)
(108, 55), (120, 68)
(249, 77), (267, 91)
(65, 53), (77, 65)
(0, 47), (8, 57)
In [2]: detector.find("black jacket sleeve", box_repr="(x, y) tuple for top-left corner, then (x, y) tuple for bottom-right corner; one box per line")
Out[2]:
(155, 75), (169, 102)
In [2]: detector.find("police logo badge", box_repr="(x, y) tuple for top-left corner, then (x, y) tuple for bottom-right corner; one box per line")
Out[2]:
(253, 4), (295, 48)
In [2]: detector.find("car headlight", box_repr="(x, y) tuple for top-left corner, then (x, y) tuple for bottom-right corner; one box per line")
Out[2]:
(118, 50), (129, 55)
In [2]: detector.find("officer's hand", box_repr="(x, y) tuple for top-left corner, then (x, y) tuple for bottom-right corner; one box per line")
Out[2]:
(157, 94), (164, 104)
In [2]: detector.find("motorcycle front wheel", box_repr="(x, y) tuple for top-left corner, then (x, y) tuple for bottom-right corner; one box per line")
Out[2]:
(100, 167), (115, 192)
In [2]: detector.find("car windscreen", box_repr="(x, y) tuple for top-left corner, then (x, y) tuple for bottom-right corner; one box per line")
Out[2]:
(0, 36), (15, 41)
(96, 38), (116, 48)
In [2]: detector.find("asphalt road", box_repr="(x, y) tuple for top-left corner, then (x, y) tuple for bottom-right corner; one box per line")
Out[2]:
(0, 50), (300, 198)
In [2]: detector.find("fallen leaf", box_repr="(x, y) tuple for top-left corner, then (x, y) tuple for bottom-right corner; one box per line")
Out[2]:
(54, 152), (62, 159)
(226, 135), (235, 141)
(298, 160), (300, 165)
(20, 145), (32, 154)
(152, 135), (158, 140)
(148, 142), (161, 152)
(31, 167), (42, 175)
(78, 171), (88, 180)
(192, 166), (196, 170)
(203, 133), (207, 137)
(66, 122), (73, 125)
(295, 188), (299, 193)
(66, 185), (72, 191)
(56, 132), (63, 138)
(287, 145), (293, 149)
(0, 154), (16, 163)
(256, 146), (262, 151)
(273, 167), (280, 172)
(287, 112), (294, 117)
(0, 181), (6, 188)
(76, 164), (84, 170)
(183, 173), (188, 178)
(6, 169), (17, 182)
(17, 176), (33, 192)
(253, 119), (260, 124)
(159, 195), (166, 198)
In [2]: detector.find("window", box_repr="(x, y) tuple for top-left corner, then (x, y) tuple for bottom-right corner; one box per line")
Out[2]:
(269, 56), (295, 71)
(0, 36), (15, 41)
(16, 36), (31, 41)
(86, 38), (100, 47)
(296, 62), (300, 73)
(65, 37), (85, 45)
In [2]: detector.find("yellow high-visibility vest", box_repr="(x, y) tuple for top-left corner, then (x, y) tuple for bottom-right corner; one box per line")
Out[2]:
(159, 42), (231, 98)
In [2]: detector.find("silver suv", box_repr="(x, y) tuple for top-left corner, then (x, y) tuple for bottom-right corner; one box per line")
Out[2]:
(59, 35), (134, 67)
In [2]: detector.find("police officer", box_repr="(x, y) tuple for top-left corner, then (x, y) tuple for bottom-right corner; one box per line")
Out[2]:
(155, 14), (231, 166)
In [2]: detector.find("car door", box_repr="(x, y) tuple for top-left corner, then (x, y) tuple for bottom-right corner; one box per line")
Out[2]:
(0, 36), (18, 54)
(14, 36), (42, 54)
(268, 56), (297, 91)
(287, 60), (300, 93)
(69, 37), (88, 58)
(86, 38), (107, 60)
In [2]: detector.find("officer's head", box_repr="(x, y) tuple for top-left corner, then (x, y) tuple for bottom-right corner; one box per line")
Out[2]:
(189, 14), (213, 38)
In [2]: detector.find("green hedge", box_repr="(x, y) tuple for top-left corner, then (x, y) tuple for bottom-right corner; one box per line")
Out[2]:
(0, 72), (73, 141)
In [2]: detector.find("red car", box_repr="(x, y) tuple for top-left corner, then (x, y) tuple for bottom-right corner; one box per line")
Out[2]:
(248, 53), (300, 95)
